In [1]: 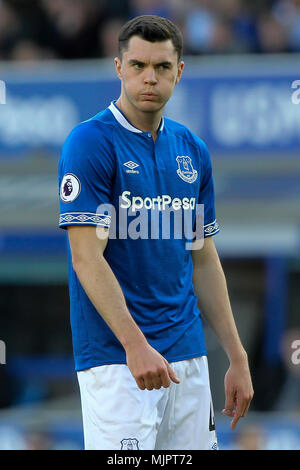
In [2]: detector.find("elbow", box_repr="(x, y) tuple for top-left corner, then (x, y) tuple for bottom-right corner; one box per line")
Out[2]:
(71, 249), (105, 275)
(71, 253), (85, 275)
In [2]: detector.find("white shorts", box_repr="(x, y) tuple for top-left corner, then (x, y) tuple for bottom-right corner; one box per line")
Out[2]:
(77, 356), (218, 450)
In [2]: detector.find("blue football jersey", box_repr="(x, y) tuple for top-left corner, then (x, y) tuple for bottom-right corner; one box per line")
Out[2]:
(58, 101), (220, 371)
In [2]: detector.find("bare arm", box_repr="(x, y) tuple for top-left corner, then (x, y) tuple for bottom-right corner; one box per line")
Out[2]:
(192, 237), (254, 429)
(67, 225), (179, 390)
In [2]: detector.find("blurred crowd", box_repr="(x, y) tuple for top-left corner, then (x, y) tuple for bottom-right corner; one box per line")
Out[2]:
(0, 0), (300, 61)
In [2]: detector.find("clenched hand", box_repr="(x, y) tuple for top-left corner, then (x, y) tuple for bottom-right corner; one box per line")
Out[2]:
(126, 342), (180, 390)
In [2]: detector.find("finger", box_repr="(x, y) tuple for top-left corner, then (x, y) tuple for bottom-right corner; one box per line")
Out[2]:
(144, 370), (161, 391)
(152, 374), (163, 390)
(239, 405), (248, 418)
(230, 395), (247, 430)
(223, 390), (236, 417)
(159, 367), (171, 388)
(241, 394), (253, 417)
(231, 415), (240, 430)
(143, 376), (154, 391)
(136, 377), (146, 390)
(165, 362), (180, 384)
(222, 408), (235, 417)
(243, 402), (251, 417)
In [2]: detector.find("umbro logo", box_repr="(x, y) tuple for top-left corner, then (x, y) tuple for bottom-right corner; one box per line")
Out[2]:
(124, 161), (139, 169)
(123, 161), (140, 174)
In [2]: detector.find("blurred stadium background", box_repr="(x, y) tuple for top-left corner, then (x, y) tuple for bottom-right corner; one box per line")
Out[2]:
(0, 0), (300, 450)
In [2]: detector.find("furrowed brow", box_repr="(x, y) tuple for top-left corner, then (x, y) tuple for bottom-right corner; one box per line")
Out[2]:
(128, 59), (145, 66)
(127, 59), (173, 67)
(156, 61), (172, 67)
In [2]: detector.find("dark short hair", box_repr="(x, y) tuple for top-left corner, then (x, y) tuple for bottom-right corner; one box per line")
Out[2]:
(118, 15), (183, 61)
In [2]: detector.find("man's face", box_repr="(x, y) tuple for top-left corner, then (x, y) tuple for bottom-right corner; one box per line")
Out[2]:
(115, 36), (184, 113)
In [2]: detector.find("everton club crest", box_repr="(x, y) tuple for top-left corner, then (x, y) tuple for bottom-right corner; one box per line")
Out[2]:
(176, 156), (198, 184)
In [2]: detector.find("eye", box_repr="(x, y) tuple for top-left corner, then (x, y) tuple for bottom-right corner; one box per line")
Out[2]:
(159, 64), (170, 70)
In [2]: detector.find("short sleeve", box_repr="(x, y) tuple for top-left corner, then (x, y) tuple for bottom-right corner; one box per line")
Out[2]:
(58, 120), (115, 229)
(198, 140), (220, 238)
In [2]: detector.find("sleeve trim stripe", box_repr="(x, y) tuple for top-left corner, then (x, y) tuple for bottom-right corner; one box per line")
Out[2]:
(59, 212), (111, 227)
(204, 219), (220, 237)
(204, 219), (217, 228)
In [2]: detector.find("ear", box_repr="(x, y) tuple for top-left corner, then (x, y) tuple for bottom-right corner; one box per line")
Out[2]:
(175, 61), (184, 85)
(114, 57), (122, 80)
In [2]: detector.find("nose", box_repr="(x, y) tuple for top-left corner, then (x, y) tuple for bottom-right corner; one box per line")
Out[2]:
(143, 67), (157, 85)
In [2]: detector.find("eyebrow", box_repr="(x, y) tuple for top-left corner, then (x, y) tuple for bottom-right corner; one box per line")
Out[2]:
(128, 59), (173, 67)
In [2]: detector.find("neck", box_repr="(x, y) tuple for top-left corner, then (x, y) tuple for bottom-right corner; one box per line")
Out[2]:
(115, 96), (163, 138)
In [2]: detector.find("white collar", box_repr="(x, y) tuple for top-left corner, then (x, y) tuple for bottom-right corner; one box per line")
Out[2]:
(108, 101), (164, 134)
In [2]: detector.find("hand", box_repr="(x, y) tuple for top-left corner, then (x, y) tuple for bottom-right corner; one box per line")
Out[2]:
(125, 342), (180, 391)
(222, 355), (254, 430)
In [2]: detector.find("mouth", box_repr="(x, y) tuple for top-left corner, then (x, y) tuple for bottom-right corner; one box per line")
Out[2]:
(140, 93), (158, 99)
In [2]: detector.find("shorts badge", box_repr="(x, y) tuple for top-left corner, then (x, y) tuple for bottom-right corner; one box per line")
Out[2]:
(120, 438), (139, 450)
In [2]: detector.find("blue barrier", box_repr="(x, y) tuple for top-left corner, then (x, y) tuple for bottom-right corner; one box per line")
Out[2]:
(6, 355), (75, 379)
(0, 414), (300, 450)
(0, 230), (66, 255)
(264, 257), (288, 365)
(0, 56), (299, 158)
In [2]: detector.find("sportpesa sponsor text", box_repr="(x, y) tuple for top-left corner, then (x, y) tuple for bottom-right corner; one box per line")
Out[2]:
(95, 191), (204, 248)
(120, 190), (196, 212)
